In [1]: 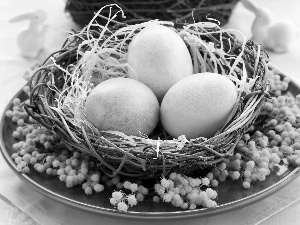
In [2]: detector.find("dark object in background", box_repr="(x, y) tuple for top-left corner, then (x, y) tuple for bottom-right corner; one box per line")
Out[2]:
(65, 0), (239, 27)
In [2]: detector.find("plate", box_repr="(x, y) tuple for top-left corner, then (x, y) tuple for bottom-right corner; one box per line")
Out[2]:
(1, 77), (300, 221)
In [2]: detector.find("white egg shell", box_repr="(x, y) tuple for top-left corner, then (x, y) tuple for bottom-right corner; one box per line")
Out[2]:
(127, 24), (193, 102)
(84, 77), (160, 136)
(160, 73), (238, 139)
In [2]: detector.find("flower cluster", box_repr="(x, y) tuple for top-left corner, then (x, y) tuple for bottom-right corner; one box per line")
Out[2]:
(153, 173), (217, 210)
(232, 92), (300, 187)
(109, 181), (149, 212)
(267, 68), (290, 96)
(7, 98), (106, 194)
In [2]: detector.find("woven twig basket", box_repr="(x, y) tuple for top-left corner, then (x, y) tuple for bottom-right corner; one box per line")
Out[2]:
(65, 0), (239, 27)
(25, 10), (269, 179)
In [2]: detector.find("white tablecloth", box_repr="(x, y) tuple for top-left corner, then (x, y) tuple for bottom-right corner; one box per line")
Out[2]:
(0, 0), (300, 224)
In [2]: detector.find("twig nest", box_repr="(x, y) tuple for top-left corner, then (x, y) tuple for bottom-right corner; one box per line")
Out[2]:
(84, 77), (160, 137)
(160, 73), (238, 139)
(26, 5), (269, 178)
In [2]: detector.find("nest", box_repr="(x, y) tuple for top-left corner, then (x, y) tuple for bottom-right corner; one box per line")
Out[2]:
(65, 0), (240, 27)
(25, 5), (270, 179)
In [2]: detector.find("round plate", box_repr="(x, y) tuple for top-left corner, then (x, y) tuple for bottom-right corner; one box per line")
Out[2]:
(1, 77), (300, 221)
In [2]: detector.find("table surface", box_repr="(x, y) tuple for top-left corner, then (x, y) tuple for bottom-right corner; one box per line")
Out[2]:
(0, 0), (300, 224)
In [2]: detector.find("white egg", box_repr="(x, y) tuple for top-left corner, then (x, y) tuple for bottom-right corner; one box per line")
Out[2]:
(127, 24), (193, 102)
(160, 73), (238, 139)
(85, 78), (160, 136)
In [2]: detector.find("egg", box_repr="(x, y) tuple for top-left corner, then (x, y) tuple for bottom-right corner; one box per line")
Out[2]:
(127, 24), (193, 102)
(160, 73), (238, 139)
(84, 77), (160, 136)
